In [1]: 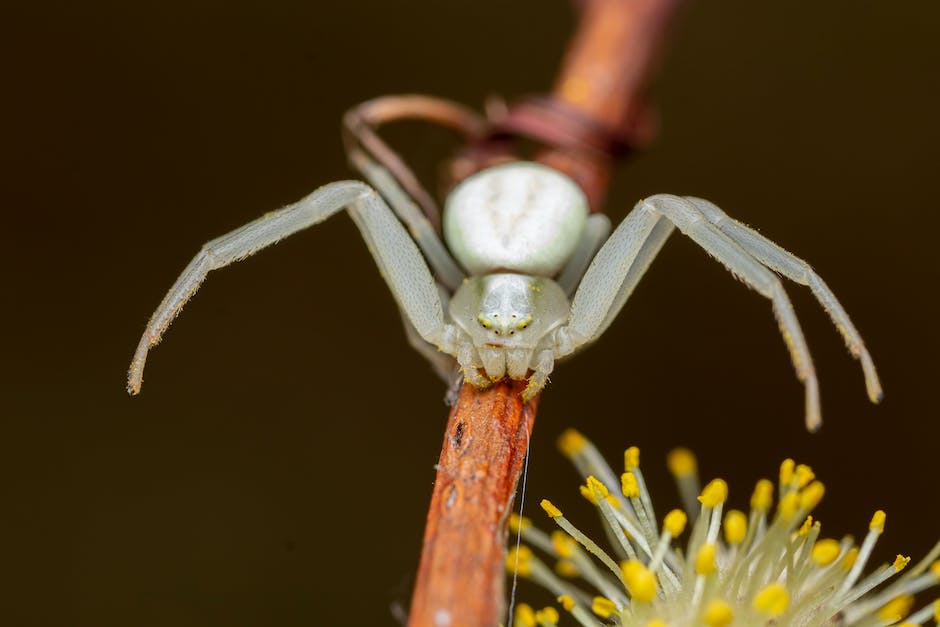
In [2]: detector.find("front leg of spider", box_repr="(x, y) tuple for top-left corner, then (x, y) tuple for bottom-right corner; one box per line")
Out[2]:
(558, 192), (881, 431)
(127, 181), (453, 394)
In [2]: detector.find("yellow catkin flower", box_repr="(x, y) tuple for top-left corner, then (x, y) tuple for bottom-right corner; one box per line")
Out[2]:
(870, 510), (886, 533)
(841, 547), (859, 570)
(799, 481), (826, 511)
(667, 447), (697, 477)
(622, 560), (658, 603)
(778, 492), (800, 520)
(555, 559), (579, 578)
(536, 606), (559, 625)
(877, 594), (914, 622)
(557, 595), (575, 611)
(625, 446), (640, 470)
(795, 463), (815, 488)
(541, 499), (562, 518)
(753, 583), (790, 616)
(698, 479), (728, 508)
(507, 545), (533, 577)
(509, 513), (531, 533)
(751, 479), (774, 512)
(551, 531), (576, 558)
(514, 603), (537, 627)
(703, 599), (734, 627)
(779, 459), (795, 486)
(592, 596), (617, 618)
(724, 509), (747, 545)
(622, 472), (640, 498)
(798, 516), (814, 536)
(579, 484), (598, 505)
(664, 509), (688, 537)
(696, 543), (718, 575)
(894, 555), (911, 572)
(586, 476), (610, 499)
(811, 539), (842, 566)
(557, 429), (586, 457)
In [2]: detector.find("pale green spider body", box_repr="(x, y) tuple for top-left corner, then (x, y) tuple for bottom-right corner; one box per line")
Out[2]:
(128, 160), (881, 430)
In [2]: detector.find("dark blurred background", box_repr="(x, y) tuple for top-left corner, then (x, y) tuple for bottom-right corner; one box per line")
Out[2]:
(3, 1), (938, 625)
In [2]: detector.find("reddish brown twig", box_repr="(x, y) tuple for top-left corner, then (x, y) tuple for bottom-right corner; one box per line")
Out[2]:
(408, 381), (538, 627)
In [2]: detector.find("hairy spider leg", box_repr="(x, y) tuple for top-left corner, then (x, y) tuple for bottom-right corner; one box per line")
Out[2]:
(556, 213), (612, 296)
(686, 197), (882, 404)
(127, 181), (449, 394)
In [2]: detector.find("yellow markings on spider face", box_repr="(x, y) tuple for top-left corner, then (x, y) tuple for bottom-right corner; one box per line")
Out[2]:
(551, 530), (576, 559)
(557, 429), (587, 457)
(667, 447), (697, 477)
(811, 538), (842, 566)
(703, 599), (734, 627)
(870, 510), (887, 533)
(753, 583), (789, 616)
(800, 481), (826, 512)
(696, 543), (718, 575)
(514, 603), (536, 627)
(509, 513), (531, 533)
(698, 479), (728, 508)
(621, 560), (658, 603)
(624, 446), (640, 470)
(664, 509), (687, 537)
(477, 314), (493, 329)
(541, 499), (562, 518)
(723, 509), (747, 545)
(894, 555), (911, 572)
(506, 545), (533, 577)
(622, 472), (640, 498)
(751, 478), (774, 512)
(557, 595), (575, 612)
(591, 596), (617, 619)
(877, 594), (914, 622)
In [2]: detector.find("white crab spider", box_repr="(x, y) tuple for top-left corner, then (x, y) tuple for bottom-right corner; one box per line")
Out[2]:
(128, 160), (881, 430)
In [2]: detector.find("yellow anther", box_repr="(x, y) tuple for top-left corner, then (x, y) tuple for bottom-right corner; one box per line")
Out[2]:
(579, 484), (597, 505)
(930, 561), (940, 579)
(551, 530), (576, 558)
(535, 606), (559, 625)
(751, 479), (774, 512)
(877, 594), (914, 622)
(557, 429), (587, 457)
(664, 509), (688, 537)
(795, 464), (815, 488)
(811, 539), (841, 566)
(557, 595), (575, 612)
(698, 479), (728, 508)
(841, 547), (859, 570)
(555, 559), (579, 578)
(798, 516), (814, 536)
(592, 596), (617, 619)
(621, 560), (658, 603)
(696, 543), (717, 575)
(541, 499), (562, 518)
(753, 583), (790, 616)
(703, 599), (734, 627)
(799, 481), (826, 512)
(586, 476), (610, 499)
(667, 447), (697, 477)
(779, 459), (795, 486)
(622, 472), (640, 498)
(509, 513), (531, 533)
(506, 545), (533, 577)
(778, 492), (800, 520)
(514, 603), (537, 627)
(934, 599), (940, 621)
(724, 509), (747, 545)
(624, 446), (640, 470)
(870, 510), (886, 533)
(893, 555), (911, 572)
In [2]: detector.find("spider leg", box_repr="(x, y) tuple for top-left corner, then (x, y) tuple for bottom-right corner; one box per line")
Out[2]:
(128, 181), (448, 394)
(685, 196), (882, 404)
(556, 213), (612, 296)
(639, 194), (823, 430)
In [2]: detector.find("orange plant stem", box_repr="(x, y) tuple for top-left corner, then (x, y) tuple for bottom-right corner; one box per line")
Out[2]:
(408, 381), (539, 627)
